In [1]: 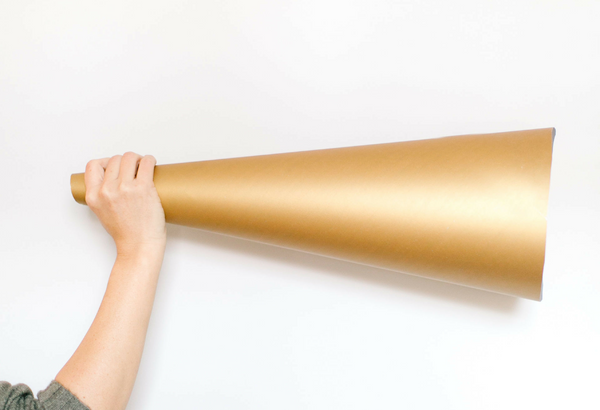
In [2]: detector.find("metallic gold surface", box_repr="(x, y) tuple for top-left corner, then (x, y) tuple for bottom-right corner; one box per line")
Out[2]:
(71, 128), (555, 300)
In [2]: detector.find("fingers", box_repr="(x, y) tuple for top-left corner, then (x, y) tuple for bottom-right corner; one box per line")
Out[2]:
(84, 157), (110, 189)
(84, 157), (109, 206)
(104, 155), (123, 181)
(136, 155), (157, 184)
(85, 152), (156, 190)
(119, 152), (143, 181)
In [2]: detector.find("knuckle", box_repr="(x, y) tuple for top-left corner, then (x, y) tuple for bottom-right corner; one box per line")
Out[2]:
(140, 155), (156, 167)
(137, 180), (151, 190)
(98, 185), (112, 198)
(138, 182), (152, 192)
(85, 191), (97, 206)
(123, 151), (140, 160)
(118, 181), (133, 193)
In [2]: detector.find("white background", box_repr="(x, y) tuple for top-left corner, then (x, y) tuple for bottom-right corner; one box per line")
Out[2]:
(1, 1), (599, 409)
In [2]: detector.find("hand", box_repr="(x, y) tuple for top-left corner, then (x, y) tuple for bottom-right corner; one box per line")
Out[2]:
(84, 152), (166, 258)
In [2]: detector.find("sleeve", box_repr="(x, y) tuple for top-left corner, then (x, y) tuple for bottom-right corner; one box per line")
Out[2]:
(0, 380), (90, 410)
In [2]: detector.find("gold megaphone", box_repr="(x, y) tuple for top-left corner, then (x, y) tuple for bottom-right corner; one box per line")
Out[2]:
(71, 128), (555, 301)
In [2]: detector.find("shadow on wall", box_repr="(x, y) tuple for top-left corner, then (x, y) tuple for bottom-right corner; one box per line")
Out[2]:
(165, 224), (520, 314)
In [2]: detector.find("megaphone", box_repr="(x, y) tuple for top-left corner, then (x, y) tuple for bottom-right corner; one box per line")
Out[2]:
(71, 128), (555, 300)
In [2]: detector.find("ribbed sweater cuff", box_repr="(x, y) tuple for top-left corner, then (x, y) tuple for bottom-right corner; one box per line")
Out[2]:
(37, 380), (90, 410)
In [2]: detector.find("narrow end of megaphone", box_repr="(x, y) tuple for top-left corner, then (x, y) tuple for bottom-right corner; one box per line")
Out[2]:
(551, 127), (556, 149)
(70, 172), (87, 205)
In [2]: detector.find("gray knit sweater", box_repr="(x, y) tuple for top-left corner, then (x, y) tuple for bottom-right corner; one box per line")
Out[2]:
(0, 380), (89, 410)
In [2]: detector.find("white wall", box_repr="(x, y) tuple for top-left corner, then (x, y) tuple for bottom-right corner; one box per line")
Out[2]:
(1, 1), (599, 409)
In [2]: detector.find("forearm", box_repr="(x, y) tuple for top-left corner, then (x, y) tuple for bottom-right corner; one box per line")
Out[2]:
(56, 246), (165, 410)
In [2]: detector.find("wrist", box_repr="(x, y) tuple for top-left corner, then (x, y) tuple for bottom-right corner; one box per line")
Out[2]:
(116, 241), (166, 264)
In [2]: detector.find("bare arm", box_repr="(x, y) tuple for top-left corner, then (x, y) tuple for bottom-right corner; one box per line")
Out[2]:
(56, 152), (167, 410)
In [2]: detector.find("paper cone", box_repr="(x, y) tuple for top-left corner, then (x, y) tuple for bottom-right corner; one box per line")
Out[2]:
(71, 128), (555, 300)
